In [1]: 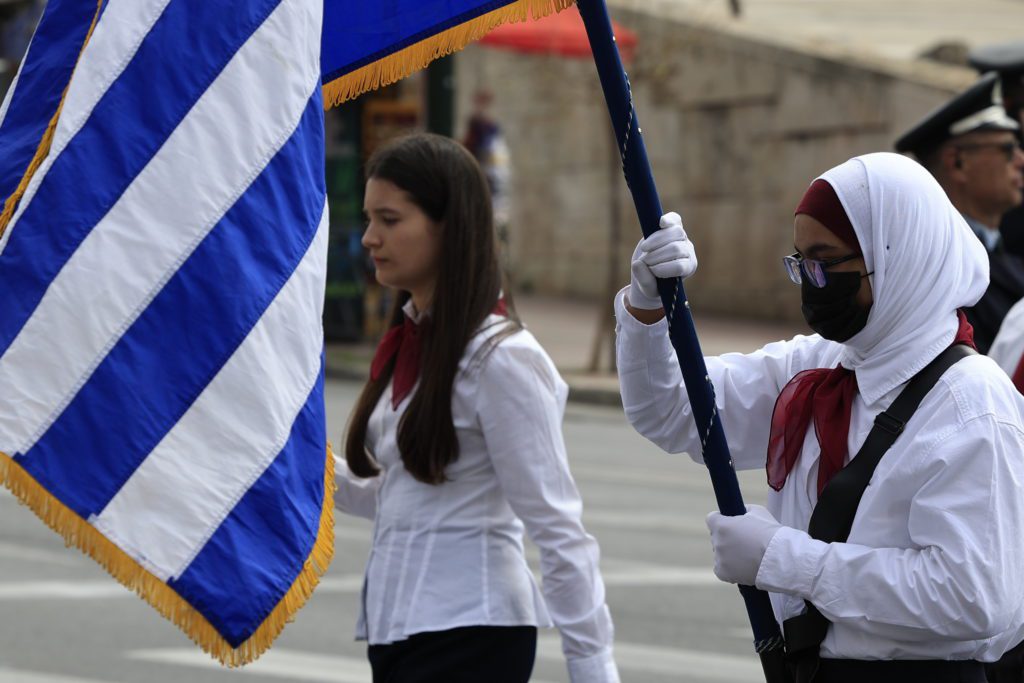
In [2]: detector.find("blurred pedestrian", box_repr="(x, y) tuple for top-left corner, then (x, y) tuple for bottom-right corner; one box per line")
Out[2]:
(335, 133), (620, 683)
(463, 89), (512, 255)
(895, 73), (1024, 352)
(616, 153), (1024, 682)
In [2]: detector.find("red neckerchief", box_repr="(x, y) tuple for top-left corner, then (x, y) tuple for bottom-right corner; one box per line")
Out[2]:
(1012, 354), (1024, 395)
(766, 310), (976, 495)
(370, 299), (508, 410)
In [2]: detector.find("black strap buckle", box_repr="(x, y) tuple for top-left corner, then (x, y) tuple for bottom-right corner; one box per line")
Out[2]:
(873, 411), (905, 436)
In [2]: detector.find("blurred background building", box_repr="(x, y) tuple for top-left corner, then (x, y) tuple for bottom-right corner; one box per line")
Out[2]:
(455, 0), (1023, 324)
(2, 0), (1022, 337)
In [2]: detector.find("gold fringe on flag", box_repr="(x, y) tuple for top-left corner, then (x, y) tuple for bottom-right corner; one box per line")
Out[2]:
(0, 0), (104, 242)
(0, 445), (336, 667)
(321, 0), (577, 109)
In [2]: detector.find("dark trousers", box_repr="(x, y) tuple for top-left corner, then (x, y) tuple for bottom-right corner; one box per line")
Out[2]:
(985, 639), (1024, 682)
(815, 658), (987, 683)
(367, 625), (537, 683)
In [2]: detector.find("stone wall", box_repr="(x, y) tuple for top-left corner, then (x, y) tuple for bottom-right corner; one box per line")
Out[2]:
(455, 4), (976, 321)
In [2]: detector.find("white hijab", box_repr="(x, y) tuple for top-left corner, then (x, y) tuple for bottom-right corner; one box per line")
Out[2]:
(818, 152), (989, 404)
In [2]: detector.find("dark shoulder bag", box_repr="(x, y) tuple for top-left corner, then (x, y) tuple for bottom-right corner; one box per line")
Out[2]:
(783, 344), (976, 683)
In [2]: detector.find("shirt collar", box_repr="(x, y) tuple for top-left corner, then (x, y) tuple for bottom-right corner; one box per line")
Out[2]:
(962, 213), (1001, 252)
(401, 298), (428, 324)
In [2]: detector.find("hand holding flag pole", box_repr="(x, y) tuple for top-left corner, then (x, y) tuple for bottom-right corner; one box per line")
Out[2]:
(574, 0), (787, 679)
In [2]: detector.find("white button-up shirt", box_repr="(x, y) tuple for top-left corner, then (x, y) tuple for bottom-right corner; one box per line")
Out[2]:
(615, 289), (1024, 661)
(336, 311), (619, 682)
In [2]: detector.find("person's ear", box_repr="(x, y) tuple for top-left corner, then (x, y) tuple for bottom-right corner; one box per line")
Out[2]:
(942, 145), (964, 176)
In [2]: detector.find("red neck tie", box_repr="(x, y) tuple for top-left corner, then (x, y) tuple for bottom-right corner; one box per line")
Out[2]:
(370, 300), (508, 410)
(766, 310), (976, 495)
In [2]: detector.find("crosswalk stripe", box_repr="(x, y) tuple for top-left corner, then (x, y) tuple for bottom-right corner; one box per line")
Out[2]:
(0, 668), (115, 683)
(0, 563), (719, 601)
(0, 541), (86, 567)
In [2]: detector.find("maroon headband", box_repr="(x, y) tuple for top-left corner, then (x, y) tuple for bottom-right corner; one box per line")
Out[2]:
(794, 179), (859, 251)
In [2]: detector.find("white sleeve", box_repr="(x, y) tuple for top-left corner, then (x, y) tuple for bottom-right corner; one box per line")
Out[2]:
(476, 342), (620, 683)
(756, 418), (1024, 641)
(333, 451), (381, 521)
(614, 286), (823, 470)
(988, 298), (1024, 376)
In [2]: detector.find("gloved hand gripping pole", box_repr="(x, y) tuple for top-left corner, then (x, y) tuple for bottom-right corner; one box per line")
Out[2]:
(574, 1), (787, 679)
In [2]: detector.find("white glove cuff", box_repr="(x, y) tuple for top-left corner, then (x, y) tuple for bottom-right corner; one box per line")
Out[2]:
(626, 283), (662, 311)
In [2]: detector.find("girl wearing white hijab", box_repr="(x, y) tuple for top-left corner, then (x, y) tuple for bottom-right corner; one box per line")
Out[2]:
(616, 153), (1024, 681)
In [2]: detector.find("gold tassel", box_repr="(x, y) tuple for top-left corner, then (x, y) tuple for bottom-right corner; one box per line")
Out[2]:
(0, 445), (336, 667)
(0, 0), (105, 241)
(321, 0), (577, 109)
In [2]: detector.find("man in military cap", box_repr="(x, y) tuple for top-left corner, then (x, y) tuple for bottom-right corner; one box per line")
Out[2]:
(954, 45), (1024, 683)
(970, 40), (1024, 258)
(895, 72), (1024, 352)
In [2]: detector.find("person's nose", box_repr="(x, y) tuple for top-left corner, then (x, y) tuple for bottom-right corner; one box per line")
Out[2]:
(1013, 145), (1024, 170)
(362, 222), (380, 249)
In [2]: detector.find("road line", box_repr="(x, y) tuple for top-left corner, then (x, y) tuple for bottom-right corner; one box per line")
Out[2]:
(0, 580), (130, 599)
(0, 560), (718, 601)
(0, 668), (118, 683)
(600, 566), (720, 587)
(0, 540), (89, 567)
(0, 575), (369, 600)
(583, 509), (709, 534)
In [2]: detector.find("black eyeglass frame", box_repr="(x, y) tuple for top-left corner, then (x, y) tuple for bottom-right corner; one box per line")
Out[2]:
(953, 140), (1022, 163)
(783, 251), (863, 288)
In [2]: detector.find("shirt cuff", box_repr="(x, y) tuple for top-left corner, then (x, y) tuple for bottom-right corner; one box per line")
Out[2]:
(567, 648), (620, 683)
(614, 287), (675, 361)
(755, 525), (828, 600)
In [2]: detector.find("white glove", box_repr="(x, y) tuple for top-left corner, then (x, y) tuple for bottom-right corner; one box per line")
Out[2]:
(627, 212), (698, 310)
(706, 504), (782, 586)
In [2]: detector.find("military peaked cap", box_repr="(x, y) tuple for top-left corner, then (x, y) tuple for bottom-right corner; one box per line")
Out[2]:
(894, 72), (1018, 158)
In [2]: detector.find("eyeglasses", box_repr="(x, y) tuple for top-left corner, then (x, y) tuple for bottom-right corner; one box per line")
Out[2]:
(954, 140), (1022, 162)
(783, 252), (862, 288)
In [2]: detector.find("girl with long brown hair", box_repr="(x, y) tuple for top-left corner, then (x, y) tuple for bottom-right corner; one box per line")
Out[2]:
(335, 133), (620, 683)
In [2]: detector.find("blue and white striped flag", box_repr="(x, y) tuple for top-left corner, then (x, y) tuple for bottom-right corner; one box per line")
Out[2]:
(0, 0), (331, 665)
(0, 0), (577, 666)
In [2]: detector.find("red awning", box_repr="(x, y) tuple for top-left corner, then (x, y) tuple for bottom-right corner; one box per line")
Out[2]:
(479, 5), (637, 63)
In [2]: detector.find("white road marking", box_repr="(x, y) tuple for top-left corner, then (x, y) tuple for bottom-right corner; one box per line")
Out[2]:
(583, 509), (709, 534)
(0, 559), (718, 601)
(601, 565), (720, 587)
(0, 576), (366, 600)
(0, 668), (117, 683)
(0, 580), (130, 599)
(0, 540), (87, 567)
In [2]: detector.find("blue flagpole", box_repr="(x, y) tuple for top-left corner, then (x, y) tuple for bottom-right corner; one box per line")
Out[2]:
(574, 0), (787, 678)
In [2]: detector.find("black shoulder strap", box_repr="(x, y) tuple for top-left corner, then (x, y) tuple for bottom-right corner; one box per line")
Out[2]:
(783, 344), (976, 661)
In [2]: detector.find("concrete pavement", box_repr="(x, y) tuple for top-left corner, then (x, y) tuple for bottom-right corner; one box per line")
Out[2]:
(324, 293), (805, 406)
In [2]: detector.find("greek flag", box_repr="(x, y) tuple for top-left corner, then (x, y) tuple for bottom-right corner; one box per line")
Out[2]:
(0, 0), (573, 665)
(0, 0), (330, 665)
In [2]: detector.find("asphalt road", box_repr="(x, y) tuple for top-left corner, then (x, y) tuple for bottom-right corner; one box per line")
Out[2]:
(0, 378), (771, 683)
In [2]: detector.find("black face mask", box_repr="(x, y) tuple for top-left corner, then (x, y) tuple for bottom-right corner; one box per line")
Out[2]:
(800, 271), (870, 342)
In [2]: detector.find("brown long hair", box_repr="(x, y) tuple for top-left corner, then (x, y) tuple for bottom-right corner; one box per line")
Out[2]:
(345, 133), (521, 484)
